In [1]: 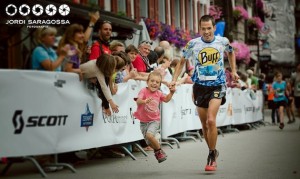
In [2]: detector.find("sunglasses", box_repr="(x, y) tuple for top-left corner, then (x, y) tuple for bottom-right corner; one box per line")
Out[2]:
(102, 20), (112, 24)
(140, 40), (153, 45)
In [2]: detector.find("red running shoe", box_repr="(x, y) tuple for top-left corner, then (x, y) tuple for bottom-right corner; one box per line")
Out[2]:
(154, 149), (167, 163)
(205, 150), (219, 171)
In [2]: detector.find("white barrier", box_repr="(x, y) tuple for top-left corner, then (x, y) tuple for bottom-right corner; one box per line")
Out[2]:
(0, 70), (143, 158)
(0, 70), (263, 158)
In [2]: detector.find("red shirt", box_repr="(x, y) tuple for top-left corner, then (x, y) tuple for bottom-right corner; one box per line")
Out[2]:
(89, 41), (111, 60)
(132, 55), (147, 72)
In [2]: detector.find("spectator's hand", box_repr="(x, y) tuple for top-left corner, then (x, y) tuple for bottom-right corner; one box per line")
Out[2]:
(89, 11), (100, 24)
(103, 108), (112, 116)
(59, 44), (70, 56)
(78, 71), (83, 81)
(89, 77), (97, 84)
(231, 71), (240, 82)
(129, 70), (137, 78)
(109, 100), (119, 113)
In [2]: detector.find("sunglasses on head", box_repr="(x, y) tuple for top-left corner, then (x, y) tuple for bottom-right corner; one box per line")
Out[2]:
(102, 20), (112, 24)
(140, 40), (153, 45)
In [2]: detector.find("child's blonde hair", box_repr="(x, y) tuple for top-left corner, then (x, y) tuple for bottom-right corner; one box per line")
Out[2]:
(147, 71), (163, 85)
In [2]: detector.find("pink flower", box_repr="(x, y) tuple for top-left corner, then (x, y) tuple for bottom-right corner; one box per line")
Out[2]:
(247, 16), (264, 30)
(231, 41), (250, 64)
(209, 5), (223, 20)
(233, 6), (249, 20)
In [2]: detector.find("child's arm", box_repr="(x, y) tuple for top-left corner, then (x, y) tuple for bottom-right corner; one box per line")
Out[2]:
(163, 85), (176, 102)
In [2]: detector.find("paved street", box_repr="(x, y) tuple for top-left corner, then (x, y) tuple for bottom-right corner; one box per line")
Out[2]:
(1, 109), (300, 179)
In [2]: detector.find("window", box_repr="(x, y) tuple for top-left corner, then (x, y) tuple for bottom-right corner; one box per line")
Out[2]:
(105, 0), (111, 11)
(189, 0), (193, 31)
(140, 0), (148, 18)
(117, 0), (126, 15)
(175, 0), (180, 28)
(159, 0), (166, 23)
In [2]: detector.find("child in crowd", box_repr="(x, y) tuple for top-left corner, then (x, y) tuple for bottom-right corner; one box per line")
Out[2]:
(134, 71), (176, 163)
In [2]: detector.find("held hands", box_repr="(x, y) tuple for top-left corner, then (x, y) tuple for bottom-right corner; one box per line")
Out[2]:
(168, 83), (176, 93)
(231, 71), (240, 82)
(168, 81), (176, 90)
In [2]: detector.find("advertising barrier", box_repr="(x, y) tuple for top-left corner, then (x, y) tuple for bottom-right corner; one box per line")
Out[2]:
(0, 70), (262, 157)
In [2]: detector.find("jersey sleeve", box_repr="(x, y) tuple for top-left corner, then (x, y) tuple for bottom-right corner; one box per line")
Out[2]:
(223, 37), (234, 53)
(182, 40), (195, 59)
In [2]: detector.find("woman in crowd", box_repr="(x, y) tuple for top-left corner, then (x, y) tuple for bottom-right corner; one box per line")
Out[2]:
(80, 54), (121, 116)
(58, 12), (100, 80)
(31, 27), (68, 71)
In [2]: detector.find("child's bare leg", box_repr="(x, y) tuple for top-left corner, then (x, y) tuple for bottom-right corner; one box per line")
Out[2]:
(145, 133), (160, 150)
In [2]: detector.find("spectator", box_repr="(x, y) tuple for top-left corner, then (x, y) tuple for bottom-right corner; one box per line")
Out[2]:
(132, 40), (152, 74)
(59, 24), (85, 80)
(59, 11), (99, 78)
(157, 56), (172, 85)
(154, 46), (165, 64)
(159, 40), (173, 60)
(89, 21), (112, 60)
(80, 54), (119, 116)
(110, 40), (125, 53)
(112, 51), (131, 84)
(225, 67), (239, 88)
(148, 50), (159, 69)
(258, 73), (267, 100)
(134, 71), (176, 163)
(237, 72), (248, 90)
(246, 69), (258, 90)
(122, 44), (141, 82)
(31, 27), (68, 71)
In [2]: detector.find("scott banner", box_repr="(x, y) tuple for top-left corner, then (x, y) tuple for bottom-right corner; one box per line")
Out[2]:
(0, 70), (143, 157)
(0, 70), (263, 157)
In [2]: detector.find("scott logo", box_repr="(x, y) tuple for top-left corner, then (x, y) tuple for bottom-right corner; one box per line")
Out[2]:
(12, 110), (68, 134)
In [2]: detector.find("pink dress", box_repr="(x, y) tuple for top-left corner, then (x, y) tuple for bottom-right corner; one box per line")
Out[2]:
(134, 88), (166, 122)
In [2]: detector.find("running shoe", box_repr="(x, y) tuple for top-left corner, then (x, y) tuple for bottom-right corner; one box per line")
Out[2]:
(154, 149), (167, 163)
(205, 149), (219, 171)
(279, 123), (284, 129)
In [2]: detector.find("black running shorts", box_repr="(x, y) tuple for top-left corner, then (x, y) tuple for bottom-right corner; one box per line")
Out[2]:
(192, 83), (226, 108)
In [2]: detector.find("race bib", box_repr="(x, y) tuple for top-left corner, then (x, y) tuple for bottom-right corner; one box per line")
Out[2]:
(197, 65), (219, 81)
